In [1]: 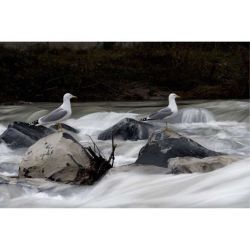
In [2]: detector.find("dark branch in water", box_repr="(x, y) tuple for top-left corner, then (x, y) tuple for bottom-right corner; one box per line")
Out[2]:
(108, 134), (117, 167)
(86, 134), (104, 158)
(85, 134), (116, 173)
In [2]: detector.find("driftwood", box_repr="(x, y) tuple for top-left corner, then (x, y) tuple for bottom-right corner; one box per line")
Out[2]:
(87, 133), (117, 171)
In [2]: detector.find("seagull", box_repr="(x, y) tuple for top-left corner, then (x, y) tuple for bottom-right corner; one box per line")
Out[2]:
(37, 93), (77, 129)
(141, 93), (180, 122)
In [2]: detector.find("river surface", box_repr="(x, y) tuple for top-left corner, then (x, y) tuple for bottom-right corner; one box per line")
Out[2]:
(0, 100), (250, 207)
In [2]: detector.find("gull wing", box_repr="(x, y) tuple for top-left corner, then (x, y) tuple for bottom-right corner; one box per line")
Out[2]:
(147, 107), (173, 120)
(39, 108), (67, 123)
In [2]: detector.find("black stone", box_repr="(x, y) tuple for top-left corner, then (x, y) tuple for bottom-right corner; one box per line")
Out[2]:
(136, 128), (222, 167)
(98, 118), (156, 141)
(0, 121), (79, 149)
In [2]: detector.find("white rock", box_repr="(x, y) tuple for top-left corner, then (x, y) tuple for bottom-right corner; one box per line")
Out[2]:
(19, 132), (98, 184)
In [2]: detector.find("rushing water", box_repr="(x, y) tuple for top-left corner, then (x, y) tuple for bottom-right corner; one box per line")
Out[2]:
(0, 100), (249, 207)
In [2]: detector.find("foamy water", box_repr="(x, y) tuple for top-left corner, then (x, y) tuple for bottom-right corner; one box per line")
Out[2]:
(0, 100), (249, 207)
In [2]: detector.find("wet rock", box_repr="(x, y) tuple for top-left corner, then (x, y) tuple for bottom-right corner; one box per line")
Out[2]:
(0, 173), (78, 206)
(0, 175), (10, 185)
(136, 128), (222, 167)
(0, 122), (79, 149)
(98, 118), (156, 141)
(19, 132), (112, 185)
(167, 155), (243, 174)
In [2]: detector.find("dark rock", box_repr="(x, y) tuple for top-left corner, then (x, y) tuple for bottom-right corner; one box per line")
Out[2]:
(98, 118), (156, 141)
(19, 132), (113, 185)
(136, 128), (222, 167)
(0, 122), (79, 149)
(0, 122), (53, 149)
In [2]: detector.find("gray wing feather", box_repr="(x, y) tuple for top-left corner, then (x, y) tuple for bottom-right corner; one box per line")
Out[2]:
(148, 107), (173, 120)
(40, 108), (67, 123)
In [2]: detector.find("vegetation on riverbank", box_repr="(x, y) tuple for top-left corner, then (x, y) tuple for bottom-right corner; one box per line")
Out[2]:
(0, 42), (248, 103)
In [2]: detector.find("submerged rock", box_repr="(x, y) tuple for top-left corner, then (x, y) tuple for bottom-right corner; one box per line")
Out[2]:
(0, 122), (79, 149)
(167, 155), (243, 174)
(0, 175), (10, 185)
(19, 132), (112, 185)
(98, 118), (156, 141)
(136, 128), (222, 167)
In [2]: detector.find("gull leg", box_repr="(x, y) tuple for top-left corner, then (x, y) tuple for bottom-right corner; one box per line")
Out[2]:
(55, 123), (63, 132)
(58, 123), (63, 132)
(164, 122), (172, 132)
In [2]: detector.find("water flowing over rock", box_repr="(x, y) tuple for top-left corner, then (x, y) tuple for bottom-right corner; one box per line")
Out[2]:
(0, 122), (79, 149)
(98, 118), (156, 141)
(136, 128), (222, 167)
(19, 132), (113, 185)
(167, 108), (215, 123)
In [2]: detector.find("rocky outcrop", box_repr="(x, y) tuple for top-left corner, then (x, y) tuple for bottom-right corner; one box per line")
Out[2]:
(0, 122), (79, 149)
(19, 132), (113, 185)
(136, 128), (222, 167)
(98, 108), (215, 142)
(98, 118), (156, 141)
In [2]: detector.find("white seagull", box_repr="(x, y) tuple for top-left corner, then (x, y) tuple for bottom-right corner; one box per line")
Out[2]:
(141, 93), (180, 121)
(37, 93), (77, 128)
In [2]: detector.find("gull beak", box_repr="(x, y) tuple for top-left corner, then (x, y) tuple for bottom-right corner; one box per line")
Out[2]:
(72, 96), (77, 99)
(176, 95), (181, 98)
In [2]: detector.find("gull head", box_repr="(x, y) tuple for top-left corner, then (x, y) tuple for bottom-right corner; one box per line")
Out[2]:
(169, 93), (180, 100)
(63, 93), (77, 102)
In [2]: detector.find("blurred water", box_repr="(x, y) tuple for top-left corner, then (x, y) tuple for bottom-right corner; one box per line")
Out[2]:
(0, 99), (249, 207)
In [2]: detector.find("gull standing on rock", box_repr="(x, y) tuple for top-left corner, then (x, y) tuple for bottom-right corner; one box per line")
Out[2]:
(141, 93), (180, 122)
(37, 93), (77, 129)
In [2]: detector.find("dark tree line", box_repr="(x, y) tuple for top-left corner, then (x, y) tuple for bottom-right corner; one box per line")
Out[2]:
(0, 42), (249, 103)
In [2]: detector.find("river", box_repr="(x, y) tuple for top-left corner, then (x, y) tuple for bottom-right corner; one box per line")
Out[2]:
(0, 100), (249, 207)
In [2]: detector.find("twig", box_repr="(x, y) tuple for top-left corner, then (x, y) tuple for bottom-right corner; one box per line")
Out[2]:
(86, 134), (104, 158)
(108, 134), (117, 167)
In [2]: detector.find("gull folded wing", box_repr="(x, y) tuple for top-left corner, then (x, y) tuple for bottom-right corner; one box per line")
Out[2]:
(147, 107), (173, 120)
(39, 108), (67, 123)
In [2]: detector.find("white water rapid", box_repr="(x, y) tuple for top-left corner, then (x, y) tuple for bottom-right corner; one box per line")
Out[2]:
(0, 100), (249, 207)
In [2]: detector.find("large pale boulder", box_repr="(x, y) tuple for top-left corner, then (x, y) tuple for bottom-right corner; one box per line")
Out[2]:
(19, 132), (112, 185)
